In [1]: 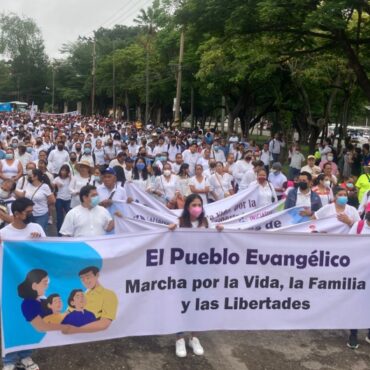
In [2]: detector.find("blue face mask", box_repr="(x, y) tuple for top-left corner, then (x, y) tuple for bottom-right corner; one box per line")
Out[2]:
(26, 147), (33, 153)
(5, 153), (13, 160)
(213, 145), (219, 151)
(136, 163), (145, 171)
(84, 148), (91, 154)
(336, 196), (348, 206)
(91, 195), (100, 208)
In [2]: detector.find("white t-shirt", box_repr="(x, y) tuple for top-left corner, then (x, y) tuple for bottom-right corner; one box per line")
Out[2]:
(315, 203), (361, 223)
(189, 176), (210, 204)
(69, 174), (91, 208)
(0, 222), (45, 239)
(209, 173), (233, 200)
(21, 183), (52, 216)
(60, 205), (112, 237)
(97, 184), (127, 202)
(53, 177), (72, 201)
(154, 175), (178, 200)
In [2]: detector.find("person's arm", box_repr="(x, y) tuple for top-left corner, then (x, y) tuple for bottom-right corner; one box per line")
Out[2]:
(14, 161), (23, 181)
(31, 315), (68, 332)
(62, 318), (112, 334)
(47, 193), (56, 206)
(0, 209), (13, 224)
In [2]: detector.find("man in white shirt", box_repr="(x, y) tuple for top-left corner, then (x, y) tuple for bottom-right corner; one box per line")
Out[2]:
(268, 162), (287, 200)
(127, 137), (139, 156)
(239, 160), (264, 191)
(301, 155), (321, 179)
(211, 141), (226, 162)
(269, 134), (285, 163)
(167, 136), (182, 162)
(182, 143), (200, 176)
(60, 184), (114, 237)
(260, 143), (271, 173)
(97, 167), (131, 208)
(16, 143), (33, 174)
(0, 197), (44, 370)
(171, 153), (184, 174)
(47, 140), (70, 176)
(152, 137), (168, 157)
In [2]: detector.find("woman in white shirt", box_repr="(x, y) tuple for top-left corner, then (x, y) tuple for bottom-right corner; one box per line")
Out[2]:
(16, 169), (55, 232)
(69, 160), (93, 208)
(189, 164), (210, 205)
(53, 164), (72, 235)
(313, 187), (360, 227)
(152, 162), (178, 208)
(249, 169), (277, 207)
(132, 157), (151, 192)
(209, 162), (234, 201)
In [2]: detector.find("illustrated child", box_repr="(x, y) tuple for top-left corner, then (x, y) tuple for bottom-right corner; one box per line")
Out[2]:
(61, 289), (96, 327)
(43, 294), (66, 324)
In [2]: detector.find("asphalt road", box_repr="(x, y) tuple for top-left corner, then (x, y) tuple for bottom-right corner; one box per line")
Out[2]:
(30, 330), (370, 370)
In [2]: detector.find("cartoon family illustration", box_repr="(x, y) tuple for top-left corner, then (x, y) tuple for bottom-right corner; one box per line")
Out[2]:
(17, 266), (118, 334)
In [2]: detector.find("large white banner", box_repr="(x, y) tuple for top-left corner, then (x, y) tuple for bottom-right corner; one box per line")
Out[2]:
(2, 230), (370, 355)
(115, 216), (168, 233)
(123, 181), (261, 222)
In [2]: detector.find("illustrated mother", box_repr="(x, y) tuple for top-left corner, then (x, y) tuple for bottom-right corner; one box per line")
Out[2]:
(18, 269), (69, 332)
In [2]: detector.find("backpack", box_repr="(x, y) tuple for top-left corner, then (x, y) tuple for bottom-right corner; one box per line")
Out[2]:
(357, 220), (365, 234)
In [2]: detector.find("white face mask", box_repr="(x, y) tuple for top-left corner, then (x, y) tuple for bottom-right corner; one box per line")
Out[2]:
(0, 188), (10, 199)
(327, 156), (333, 161)
(163, 170), (171, 177)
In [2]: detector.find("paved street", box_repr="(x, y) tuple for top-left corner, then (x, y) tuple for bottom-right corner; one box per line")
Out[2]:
(31, 330), (370, 370)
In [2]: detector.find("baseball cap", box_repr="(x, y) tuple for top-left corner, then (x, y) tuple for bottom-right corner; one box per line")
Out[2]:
(101, 167), (116, 176)
(307, 155), (315, 160)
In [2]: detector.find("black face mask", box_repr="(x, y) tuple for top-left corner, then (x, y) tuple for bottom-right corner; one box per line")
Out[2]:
(24, 214), (33, 224)
(298, 182), (308, 191)
(57, 144), (64, 150)
(76, 148), (81, 152)
(171, 140), (176, 145)
(294, 182), (299, 189)
(28, 177), (33, 184)
(70, 157), (77, 162)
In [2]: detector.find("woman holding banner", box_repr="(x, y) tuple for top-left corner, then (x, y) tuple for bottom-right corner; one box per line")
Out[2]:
(189, 164), (210, 205)
(168, 194), (223, 358)
(209, 162), (234, 201)
(249, 169), (277, 207)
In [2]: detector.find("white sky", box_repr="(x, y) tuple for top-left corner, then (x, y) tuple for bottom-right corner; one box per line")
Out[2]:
(1, 0), (153, 59)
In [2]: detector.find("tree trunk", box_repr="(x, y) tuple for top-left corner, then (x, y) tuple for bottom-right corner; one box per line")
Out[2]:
(124, 90), (130, 122)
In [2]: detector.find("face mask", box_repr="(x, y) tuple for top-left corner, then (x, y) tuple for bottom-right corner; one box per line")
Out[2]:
(245, 157), (252, 161)
(108, 143), (113, 147)
(26, 147), (33, 153)
(26, 169), (33, 176)
(24, 214), (33, 225)
(11, 143), (17, 148)
(160, 156), (167, 162)
(5, 153), (13, 160)
(70, 157), (77, 162)
(346, 183), (354, 189)
(298, 182), (308, 191)
(91, 195), (100, 208)
(84, 148), (91, 155)
(323, 180), (331, 188)
(93, 175), (101, 183)
(189, 206), (203, 218)
(336, 196), (348, 206)
(0, 188), (10, 199)
(258, 177), (266, 184)
(213, 146), (219, 151)
(57, 144), (64, 150)
(136, 163), (145, 171)
(163, 170), (171, 177)
(36, 141), (42, 145)
(171, 140), (176, 145)
(76, 147), (81, 152)
(327, 156), (333, 162)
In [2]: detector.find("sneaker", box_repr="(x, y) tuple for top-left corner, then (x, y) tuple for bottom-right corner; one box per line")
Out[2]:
(48, 216), (53, 225)
(347, 334), (359, 349)
(175, 338), (187, 358)
(189, 337), (204, 356)
(365, 336), (370, 344)
(18, 357), (39, 370)
(2, 364), (16, 370)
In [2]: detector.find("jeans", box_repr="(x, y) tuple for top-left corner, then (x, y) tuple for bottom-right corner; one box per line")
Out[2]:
(55, 198), (71, 233)
(32, 212), (49, 232)
(271, 153), (280, 163)
(3, 350), (32, 365)
(288, 167), (301, 181)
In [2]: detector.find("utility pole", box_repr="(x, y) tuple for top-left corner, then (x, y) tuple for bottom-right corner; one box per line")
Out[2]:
(91, 37), (96, 116)
(174, 29), (185, 127)
(221, 96), (226, 134)
(145, 37), (150, 125)
(52, 67), (55, 113)
(190, 86), (194, 127)
(112, 41), (116, 120)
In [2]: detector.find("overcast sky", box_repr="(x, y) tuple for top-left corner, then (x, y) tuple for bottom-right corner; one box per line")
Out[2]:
(1, 0), (153, 59)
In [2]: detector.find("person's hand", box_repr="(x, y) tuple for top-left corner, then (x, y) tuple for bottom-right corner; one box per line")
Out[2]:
(337, 213), (352, 226)
(114, 211), (123, 218)
(100, 199), (113, 208)
(168, 223), (177, 231)
(30, 232), (42, 238)
(299, 208), (312, 217)
(216, 224), (224, 232)
(127, 197), (134, 204)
